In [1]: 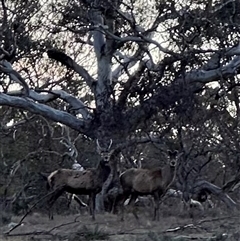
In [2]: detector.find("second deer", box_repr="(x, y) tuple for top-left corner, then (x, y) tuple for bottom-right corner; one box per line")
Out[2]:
(118, 150), (183, 221)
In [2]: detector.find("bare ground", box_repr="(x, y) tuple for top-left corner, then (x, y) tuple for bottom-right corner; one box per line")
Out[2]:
(1, 204), (240, 241)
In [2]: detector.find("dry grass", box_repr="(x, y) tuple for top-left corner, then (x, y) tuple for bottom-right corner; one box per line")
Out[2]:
(0, 204), (240, 241)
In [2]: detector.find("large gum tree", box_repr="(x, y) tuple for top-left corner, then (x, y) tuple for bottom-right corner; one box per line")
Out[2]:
(1, 0), (240, 209)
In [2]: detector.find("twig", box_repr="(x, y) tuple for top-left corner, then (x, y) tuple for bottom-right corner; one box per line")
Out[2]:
(4, 189), (58, 235)
(47, 219), (80, 233)
(3, 230), (53, 237)
(164, 215), (239, 233)
(5, 217), (86, 237)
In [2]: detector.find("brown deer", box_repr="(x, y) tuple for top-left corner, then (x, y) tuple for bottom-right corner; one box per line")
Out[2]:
(41, 139), (112, 220)
(118, 150), (182, 221)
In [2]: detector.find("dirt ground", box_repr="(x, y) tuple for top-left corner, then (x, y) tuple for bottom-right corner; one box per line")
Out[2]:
(1, 203), (240, 241)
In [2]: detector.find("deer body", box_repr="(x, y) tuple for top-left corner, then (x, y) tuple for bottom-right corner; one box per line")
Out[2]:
(49, 168), (105, 193)
(45, 159), (110, 220)
(119, 150), (181, 221)
(42, 139), (113, 221)
(121, 166), (176, 195)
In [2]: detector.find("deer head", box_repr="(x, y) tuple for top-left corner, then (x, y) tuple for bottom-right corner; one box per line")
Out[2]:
(167, 150), (184, 167)
(96, 139), (113, 162)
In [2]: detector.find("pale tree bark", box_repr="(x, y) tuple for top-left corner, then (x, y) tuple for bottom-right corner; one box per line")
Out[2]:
(1, 41), (240, 138)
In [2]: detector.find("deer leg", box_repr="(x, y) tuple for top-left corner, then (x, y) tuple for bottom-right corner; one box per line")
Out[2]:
(48, 189), (64, 220)
(128, 193), (139, 220)
(112, 194), (120, 214)
(111, 191), (121, 214)
(67, 193), (73, 208)
(88, 195), (93, 216)
(119, 192), (132, 221)
(89, 193), (96, 221)
(93, 194), (96, 221)
(73, 195), (88, 208)
(153, 193), (160, 221)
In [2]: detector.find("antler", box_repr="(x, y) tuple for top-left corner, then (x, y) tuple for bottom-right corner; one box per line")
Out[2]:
(96, 139), (101, 150)
(96, 139), (113, 151)
(108, 139), (113, 150)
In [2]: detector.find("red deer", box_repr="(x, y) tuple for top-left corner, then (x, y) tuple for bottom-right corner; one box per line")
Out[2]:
(41, 140), (112, 220)
(118, 150), (182, 221)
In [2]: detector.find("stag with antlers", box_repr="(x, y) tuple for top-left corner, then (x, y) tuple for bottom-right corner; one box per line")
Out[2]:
(41, 139), (112, 220)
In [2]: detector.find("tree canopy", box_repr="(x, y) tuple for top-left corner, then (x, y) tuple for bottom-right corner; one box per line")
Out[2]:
(0, 0), (239, 140)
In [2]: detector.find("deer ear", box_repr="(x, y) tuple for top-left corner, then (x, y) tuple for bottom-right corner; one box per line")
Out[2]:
(167, 150), (179, 158)
(167, 150), (178, 156)
(173, 150), (178, 156)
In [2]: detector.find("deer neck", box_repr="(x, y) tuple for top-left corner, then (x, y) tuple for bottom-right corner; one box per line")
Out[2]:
(162, 164), (176, 187)
(96, 160), (109, 182)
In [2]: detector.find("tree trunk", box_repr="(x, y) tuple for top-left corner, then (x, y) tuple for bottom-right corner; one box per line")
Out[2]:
(192, 180), (236, 209)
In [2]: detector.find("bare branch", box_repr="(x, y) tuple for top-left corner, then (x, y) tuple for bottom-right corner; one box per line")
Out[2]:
(0, 60), (29, 95)
(112, 53), (136, 81)
(47, 49), (95, 92)
(100, 26), (175, 55)
(1, 116), (35, 131)
(7, 89), (92, 120)
(226, 41), (240, 56)
(7, 89), (58, 101)
(50, 90), (92, 120)
(56, 125), (79, 161)
(0, 93), (90, 134)
(186, 56), (240, 84)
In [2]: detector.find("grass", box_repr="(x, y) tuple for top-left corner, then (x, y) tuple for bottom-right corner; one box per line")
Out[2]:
(70, 225), (109, 241)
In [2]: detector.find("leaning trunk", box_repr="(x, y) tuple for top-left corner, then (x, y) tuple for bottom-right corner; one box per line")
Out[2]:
(95, 162), (112, 212)
(96, 149), (120, 212)
(162, 165), (176, 191)
(96, 172), (113, 212)
(90, 1), (121, 212)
